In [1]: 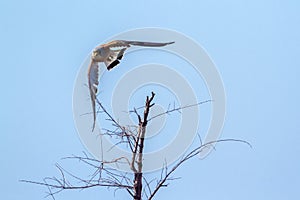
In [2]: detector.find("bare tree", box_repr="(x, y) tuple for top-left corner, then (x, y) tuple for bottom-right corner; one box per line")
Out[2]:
(21, 92), (250, 200)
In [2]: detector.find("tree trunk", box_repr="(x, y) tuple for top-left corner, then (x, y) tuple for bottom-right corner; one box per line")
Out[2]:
(133, 172), (142, 200)
(132, 92), (155, 200)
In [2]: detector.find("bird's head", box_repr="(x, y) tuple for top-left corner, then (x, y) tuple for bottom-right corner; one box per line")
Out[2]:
(91, 48), (104, 61)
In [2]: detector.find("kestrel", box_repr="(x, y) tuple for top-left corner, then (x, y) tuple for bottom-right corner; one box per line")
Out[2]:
(88, 40), (174, 131)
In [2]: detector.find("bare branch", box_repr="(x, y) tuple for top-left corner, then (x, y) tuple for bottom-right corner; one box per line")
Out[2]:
(148, 100), (212, 122)
(148, 138), (251, 200)
(95, 97), (124, 130)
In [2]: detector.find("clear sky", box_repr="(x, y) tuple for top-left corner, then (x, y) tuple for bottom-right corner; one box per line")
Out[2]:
(1, 0), (300, 199)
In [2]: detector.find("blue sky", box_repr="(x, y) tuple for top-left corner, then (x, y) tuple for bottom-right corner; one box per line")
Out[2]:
(1, 0), (300, 199)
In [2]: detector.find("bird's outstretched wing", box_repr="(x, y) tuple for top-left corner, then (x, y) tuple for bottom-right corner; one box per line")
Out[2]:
(104, 40), (174, 48)
(103, 40), (174, 70)
(125, 40), (175, 47)
(87, 60), (99, 131)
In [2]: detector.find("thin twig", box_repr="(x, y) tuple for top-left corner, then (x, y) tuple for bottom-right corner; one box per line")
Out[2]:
(148, 100), (212, 122)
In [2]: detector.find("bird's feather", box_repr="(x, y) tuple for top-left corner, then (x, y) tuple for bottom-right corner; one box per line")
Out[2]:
(105, 47), (127, 70)
(87, 60), (99, 131)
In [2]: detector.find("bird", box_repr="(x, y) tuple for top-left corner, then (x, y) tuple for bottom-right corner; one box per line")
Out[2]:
(87, 40), (175, 131)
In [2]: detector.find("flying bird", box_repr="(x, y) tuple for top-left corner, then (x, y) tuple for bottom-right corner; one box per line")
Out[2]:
(87, 40), (174, 131)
